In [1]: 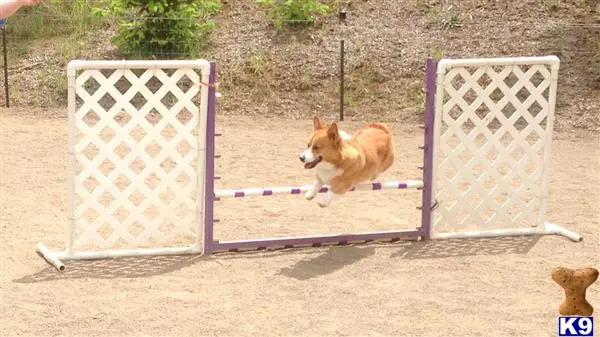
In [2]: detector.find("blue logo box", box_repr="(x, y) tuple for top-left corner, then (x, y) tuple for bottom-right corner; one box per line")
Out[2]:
(558, 316), (594, 337)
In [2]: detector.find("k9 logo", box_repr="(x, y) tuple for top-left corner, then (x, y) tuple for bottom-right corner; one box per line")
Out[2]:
(558, 316), (594, 337)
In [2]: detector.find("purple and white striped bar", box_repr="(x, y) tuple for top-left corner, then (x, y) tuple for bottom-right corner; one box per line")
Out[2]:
(214, 179), (423, 199)
(213, 229), (422, 252)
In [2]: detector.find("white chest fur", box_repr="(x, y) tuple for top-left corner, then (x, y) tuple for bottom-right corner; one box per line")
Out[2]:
(315, 129), (349, 183)
(338, 130), (351, 140)
(304, 128), (352, 207)
(304, 161), (343, 204)
(315, 162), (343, 183)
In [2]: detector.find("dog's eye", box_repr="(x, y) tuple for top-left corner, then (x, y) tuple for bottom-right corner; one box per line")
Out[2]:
(312, 145), (320, 150)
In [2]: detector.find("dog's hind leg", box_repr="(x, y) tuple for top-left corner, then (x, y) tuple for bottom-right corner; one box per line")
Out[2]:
(377, 147), (395, 176)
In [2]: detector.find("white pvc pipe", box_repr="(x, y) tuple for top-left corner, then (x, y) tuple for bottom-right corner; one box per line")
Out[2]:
(431, 222), (582, 242)
(36, 243), (66, 272)
(52, 245), (200, 261)
(36, 243), (203, 272)
(67, 59), (212, 71)
(437, 56), (560, 73)
(544, 222), (583, 242)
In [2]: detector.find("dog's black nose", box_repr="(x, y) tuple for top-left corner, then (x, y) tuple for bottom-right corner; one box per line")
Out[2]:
(299, 155), (305, 162)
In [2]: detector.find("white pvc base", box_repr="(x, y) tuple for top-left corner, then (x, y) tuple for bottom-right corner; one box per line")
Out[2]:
(37, 222), (582, 272)
(431, 222), (582, 242)
(36, 243), (202, 272)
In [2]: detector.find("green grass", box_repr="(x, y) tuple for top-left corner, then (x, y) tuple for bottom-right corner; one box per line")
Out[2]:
(442, 15), (462, 29)
(7, 0), (109, 39)
(218, 50), (274, 103)
(4, 0), (108, 106)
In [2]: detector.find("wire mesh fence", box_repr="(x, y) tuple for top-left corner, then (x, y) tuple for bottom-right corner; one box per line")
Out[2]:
(1, 0), (599, 128)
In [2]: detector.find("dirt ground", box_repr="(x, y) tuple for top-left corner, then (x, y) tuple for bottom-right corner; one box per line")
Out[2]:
(1, 109), (599, 337)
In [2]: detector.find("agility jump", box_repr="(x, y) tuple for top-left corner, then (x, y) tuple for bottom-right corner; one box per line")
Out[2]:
(36, 56), (582, 271)
(213, 180), (423, 199)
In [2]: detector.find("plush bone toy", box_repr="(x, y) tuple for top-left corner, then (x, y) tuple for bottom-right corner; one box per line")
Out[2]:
(552, 267), (599, 316)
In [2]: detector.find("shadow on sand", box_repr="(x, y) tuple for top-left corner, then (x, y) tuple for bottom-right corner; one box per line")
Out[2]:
(390, 235), (542, 260)
(277, 245), (376, 280)
(15, 254), (208, 283)
(15, 235), (543, 283)
(273, 235), (542, 280)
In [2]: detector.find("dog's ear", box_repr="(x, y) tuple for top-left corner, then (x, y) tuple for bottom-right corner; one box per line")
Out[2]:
(327, 122), (339, 141)
(312, 115), (323, 130)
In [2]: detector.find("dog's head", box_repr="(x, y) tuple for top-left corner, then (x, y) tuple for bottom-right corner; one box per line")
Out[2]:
(299, 115), (343, 169)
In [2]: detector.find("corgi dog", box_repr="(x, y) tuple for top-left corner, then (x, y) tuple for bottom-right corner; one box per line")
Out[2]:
(299, 115), (395, 207)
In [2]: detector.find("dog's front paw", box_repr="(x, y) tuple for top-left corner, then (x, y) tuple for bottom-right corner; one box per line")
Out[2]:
(304, 189), (317, 201)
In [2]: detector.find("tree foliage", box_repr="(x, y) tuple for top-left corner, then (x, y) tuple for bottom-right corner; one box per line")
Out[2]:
(98, 0), (221, 58)
(256, 0), (330, 31)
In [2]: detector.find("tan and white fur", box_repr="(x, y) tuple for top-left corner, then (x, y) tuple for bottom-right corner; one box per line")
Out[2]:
(299, 116), (395, 207)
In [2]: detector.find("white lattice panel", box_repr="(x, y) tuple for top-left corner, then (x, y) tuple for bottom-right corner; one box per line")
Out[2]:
(431, 56), (559, 235)
(67, 60), (211, 252)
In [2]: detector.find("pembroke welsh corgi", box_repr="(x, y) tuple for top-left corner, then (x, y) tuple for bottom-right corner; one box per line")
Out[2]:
(299, 115), (395, 207)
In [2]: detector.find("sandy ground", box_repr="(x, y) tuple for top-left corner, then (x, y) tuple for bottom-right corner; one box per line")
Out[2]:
(1, 110), (599, 337)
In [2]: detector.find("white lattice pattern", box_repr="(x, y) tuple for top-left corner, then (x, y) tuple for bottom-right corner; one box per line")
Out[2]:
(68, 60), (211, 251)
(431, 57), (559, 234)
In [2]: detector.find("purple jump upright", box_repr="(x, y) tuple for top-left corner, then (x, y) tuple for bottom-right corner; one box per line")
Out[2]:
(202, 59), (438, 254)
(420, 58), (438, 240)
(203, 62), (217, 255)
